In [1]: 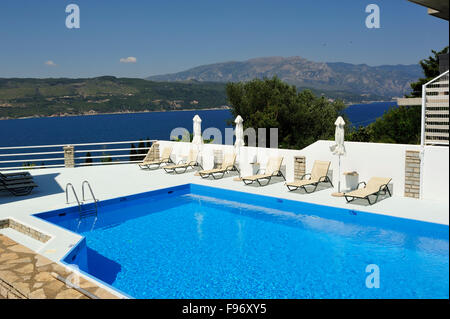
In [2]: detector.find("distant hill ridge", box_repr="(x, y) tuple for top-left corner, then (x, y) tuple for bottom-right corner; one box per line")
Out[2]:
(147, 56), (422, 98)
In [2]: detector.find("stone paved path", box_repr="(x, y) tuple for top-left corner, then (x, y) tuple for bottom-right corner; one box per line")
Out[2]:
(0, 234), (120, 299)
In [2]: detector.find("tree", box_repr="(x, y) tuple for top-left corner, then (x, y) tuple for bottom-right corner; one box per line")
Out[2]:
(408, 46), (448, 97)
(226, 76), (346, 149)
(346, 125), (371, 143)
(346, 105), (421, 144)
(130, 143), (137, 161)
(85, 152), (93, 165)
(347, 46), (447, 145)
(100, 152), (112, 163)
(137, 140), (146, 161)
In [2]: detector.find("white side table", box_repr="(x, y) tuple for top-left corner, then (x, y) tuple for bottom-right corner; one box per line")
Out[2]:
(344, 171), (359, 192)
(249, 162), (260, 175)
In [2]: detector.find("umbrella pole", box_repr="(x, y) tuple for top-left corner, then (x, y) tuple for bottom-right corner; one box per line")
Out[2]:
(332, 154), (344, 197)
(233, 146), (243, 181)
(338, 155), (341, 193)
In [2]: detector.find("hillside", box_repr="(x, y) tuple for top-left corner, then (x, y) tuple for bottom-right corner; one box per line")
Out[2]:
(147, 56), (421, 99)
(0, 74), (392, 120)
(0, 77), (228, 119)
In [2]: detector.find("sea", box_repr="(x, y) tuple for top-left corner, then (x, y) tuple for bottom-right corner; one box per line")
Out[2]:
(0, 102), (397, 147)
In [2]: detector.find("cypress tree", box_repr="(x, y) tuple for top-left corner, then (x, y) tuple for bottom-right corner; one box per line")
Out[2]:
(130, 144), (137, 161)
(85, 152), (93, 166)
(137, 140), (146, 160)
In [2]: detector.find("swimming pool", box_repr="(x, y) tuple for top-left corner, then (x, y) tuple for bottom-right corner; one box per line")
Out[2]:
(35, 184), (449, 299)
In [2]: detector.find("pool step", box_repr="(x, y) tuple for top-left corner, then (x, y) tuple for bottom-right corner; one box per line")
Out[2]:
(79, 205), (98, 218)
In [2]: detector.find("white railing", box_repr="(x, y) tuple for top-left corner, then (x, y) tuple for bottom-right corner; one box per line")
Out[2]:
(421, 70), (449, 146)
(0, 139), (156, 170)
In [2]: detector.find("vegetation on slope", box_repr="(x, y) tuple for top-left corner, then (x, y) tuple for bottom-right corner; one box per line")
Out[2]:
(0, 77), (227, 119)
(226, 76), (347, 149)
(346, 47), (447, 144)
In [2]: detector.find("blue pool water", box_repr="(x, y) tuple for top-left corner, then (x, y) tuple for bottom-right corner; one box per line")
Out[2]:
(35, 184), (449, 299)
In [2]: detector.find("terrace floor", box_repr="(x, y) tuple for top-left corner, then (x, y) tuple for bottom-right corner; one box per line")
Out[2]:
(0, 163), (448, 297)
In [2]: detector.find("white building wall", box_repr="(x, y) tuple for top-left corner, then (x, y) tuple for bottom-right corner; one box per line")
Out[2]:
(157, 140), (448, 201)
(422, 146), (449, 201)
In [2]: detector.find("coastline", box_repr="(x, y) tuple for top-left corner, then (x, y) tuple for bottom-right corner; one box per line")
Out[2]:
(0, 107), (231, 121)
(0, 101), (397, 121)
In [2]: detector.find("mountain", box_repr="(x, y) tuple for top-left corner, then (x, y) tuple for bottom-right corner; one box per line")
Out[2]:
(147, 56), (422, 99)
(0, 77), (227, 119)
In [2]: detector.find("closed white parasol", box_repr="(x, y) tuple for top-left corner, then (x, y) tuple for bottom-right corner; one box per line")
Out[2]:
(192, 115), (203, 174)
(330, 116), (346, 196)
(234, 115), (245, 149)
(233, 115), (245, 180)
(192, 115), (203, 146)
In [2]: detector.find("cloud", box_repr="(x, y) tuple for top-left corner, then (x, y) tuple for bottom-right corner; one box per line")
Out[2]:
(119, 57), (137, 63)
(44, 60), (57, 67)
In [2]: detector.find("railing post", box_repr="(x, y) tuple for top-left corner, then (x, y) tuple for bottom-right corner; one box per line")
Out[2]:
(63, 145), (75, 168)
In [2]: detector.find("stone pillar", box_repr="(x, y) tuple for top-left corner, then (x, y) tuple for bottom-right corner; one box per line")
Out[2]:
(63, 145), (75, 168)
(213, 150), (223, 169)
(404, 150), (421, 198)
(294, 156), (306, 180)
(0, 219), (9, 229)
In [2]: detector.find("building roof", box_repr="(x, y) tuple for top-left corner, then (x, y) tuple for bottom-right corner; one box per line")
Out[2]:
(409, 0), (449, 20)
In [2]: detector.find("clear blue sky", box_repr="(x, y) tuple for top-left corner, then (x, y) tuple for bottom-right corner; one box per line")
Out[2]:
(0, 0), (448, 78)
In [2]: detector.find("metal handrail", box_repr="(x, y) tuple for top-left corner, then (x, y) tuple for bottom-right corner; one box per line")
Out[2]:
(0, 139), (155, 150)
(81, 180), (99, 218)
(76, 153), (145, 160)
(82, 181), (98, 203)
(73, 147), (150, 153)
(66, 183), (82, 211)
(0, 139), (156, 170)
(0, 151), (64, 157)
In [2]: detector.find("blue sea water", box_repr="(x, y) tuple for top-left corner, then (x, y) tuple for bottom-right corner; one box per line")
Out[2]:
(36, 185), (449, 299)
(0, 103), (397, 168)
(344, 101), (397, 127)
(0, 102), (396, 147)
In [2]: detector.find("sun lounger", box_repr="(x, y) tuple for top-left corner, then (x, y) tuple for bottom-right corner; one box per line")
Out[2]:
(163, 149), (202, 174)
(0, 176), (38, 196)
(198, 153), (239, 179)
(1, 171), (32, 181)
(285, 160), (333, 193)
(138, 145), (173, 170)
(344, 177), (392, 205)
(242, 156), (285, 186)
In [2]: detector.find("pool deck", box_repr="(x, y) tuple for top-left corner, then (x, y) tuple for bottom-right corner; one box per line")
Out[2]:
(0, 164), (448, 297)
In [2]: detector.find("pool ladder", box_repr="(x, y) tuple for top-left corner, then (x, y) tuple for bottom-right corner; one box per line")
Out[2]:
(65, 181), (99, 219)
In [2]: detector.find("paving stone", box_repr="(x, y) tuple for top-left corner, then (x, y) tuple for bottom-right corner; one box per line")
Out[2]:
(0, 270), (21, 283)
(55, 289), (84, 299)
(5, 257), (33, 265)
(43, 281), (66, 298)
(35, 255), (53, 267)
(29, 288), (47, 299)
(15, 264), (34, 274)
(0, 234), (119, 299)
(8, 244), (33, 254)
(33, 283), (44, 289)
(14, 282), (31, 296)
(0, 236), (16, 246)
(0, 253), (19, 263)
(34, 272), (54, 282)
